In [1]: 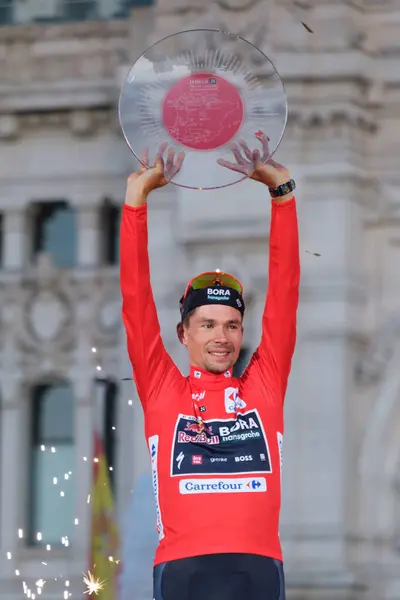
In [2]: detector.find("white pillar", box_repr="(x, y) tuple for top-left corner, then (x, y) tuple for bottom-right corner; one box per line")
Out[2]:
(2, 208), (26, 270)
(0, 315), (24, 577)
(117, 324), (156, 600)
(69, 309), (97, 572)
(71, 390), (95, 572)
(0, 399), (23, 576)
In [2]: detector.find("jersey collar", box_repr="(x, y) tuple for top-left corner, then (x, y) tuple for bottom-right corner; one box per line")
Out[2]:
(189, 365), (233, 385)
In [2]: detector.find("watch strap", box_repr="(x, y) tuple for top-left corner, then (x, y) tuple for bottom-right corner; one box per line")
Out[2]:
(269, 178), (296, 198)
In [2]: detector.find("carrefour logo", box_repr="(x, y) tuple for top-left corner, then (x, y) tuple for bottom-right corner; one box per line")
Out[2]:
(179, 477), (267, 494)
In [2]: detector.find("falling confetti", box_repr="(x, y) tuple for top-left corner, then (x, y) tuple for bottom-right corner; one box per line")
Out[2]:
(285, 0), (315, 33)
(83, 570), (105, 595)
(301, 21), (314, 33)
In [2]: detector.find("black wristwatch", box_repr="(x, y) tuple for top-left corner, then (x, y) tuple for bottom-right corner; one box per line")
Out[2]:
(269, 179), (296, 198)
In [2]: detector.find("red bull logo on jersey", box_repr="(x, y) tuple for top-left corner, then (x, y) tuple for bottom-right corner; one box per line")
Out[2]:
(184, 420), (213, 435)
(179, 420), (219, 445)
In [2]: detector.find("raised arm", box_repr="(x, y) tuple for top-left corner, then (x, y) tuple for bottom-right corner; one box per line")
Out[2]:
(256, 196), (300, 399)
(120, 145), (185, 410)
(219, 133), (300, 401)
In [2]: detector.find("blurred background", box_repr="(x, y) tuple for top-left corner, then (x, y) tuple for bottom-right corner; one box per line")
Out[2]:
(0, 0), (399, 599)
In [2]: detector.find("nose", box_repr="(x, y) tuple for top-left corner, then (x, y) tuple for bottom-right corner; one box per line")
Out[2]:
(212, 326), (229, 344)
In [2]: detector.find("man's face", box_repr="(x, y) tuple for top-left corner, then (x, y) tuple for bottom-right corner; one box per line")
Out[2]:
(180, 304), (243, 374)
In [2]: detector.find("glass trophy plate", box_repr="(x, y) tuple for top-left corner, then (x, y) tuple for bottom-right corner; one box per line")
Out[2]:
(119, 29), (287, 190)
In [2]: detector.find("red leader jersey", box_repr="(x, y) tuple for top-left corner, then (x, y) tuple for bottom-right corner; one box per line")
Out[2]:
(120, 197), (300, 566)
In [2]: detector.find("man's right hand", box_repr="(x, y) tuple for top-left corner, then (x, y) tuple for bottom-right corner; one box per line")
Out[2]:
(125, 143), (185, 207)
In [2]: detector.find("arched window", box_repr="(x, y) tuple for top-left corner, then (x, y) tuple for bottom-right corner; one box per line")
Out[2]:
(31, 201), (77, 268)
(28, 381), (74, 547)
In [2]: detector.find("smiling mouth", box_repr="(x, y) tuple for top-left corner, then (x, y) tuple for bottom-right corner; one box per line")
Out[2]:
(208, 351), (231, 358)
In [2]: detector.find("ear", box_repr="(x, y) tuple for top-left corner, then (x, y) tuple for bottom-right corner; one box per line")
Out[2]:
(176, 322), (186, 345)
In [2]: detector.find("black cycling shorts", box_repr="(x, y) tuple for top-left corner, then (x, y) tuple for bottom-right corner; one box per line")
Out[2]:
(153, 553), (286, 600)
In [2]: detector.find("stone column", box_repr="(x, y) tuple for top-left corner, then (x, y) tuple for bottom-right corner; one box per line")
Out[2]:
(0, 301), (24, 578)
(69, 303), (97, 573)
(2, 208), (27, 270)
(70, 386), (94, 572)
(0, 385), (24, 578)
(117, 326), (156, 600)
(279, 71), (377, 600)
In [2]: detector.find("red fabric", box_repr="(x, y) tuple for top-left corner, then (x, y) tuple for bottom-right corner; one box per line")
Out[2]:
(120, 198), (300, 566)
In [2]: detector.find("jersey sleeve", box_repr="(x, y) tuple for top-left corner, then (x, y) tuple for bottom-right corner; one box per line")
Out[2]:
(242, 197), (300, 403)
(119, 203), (181, 410)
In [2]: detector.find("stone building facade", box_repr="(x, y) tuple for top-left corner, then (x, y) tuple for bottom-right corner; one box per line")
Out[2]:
(0, 1), (399, 599)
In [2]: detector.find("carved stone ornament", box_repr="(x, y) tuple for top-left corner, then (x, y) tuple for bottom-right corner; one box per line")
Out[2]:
(27, 290), (70, 343)
(7, 109), (113, 138)
(287, 106), (378, 133)
(69, 110), (95, 136)
(355, 313), (400, 384)
(99, 298), (122, 332)
(216, 0), (262, 10)
(0, 115), (18, 140)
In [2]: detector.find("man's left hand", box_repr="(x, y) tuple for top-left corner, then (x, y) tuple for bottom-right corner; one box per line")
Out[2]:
(217, 132), (293, 201)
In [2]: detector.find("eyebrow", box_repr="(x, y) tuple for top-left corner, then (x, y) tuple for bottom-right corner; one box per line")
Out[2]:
(198, 318), (241, 325)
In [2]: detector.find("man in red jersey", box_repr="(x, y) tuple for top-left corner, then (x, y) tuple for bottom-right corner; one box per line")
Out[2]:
(120, 133), (300, 600)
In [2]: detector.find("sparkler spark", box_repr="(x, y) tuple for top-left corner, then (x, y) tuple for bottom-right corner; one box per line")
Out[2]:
(83, 570), (105, 595)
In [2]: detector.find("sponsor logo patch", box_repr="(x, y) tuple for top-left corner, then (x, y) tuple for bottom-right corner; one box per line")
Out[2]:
(224, 387), (247, 413)
(179, 477), (267, 494)
(170, 410), (272, 477)
(148, 435), (164, 540)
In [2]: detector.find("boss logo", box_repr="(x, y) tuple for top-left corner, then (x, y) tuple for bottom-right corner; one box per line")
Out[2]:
(234, 455), (253, 462)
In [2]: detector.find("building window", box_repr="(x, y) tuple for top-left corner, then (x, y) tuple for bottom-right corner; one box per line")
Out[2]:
(62, 0), (96, 21)
(233, 347), (251, 378)
(94, 378), (118, 490)
(100, 201), (121, 266)
(32, 201), (77, 268)
(28, 381), (75, 547)
(0, 0), (13, 25)
(0, 0), (154, 26)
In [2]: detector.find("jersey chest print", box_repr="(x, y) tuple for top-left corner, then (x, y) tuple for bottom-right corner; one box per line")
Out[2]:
(170, 408), (272, 477)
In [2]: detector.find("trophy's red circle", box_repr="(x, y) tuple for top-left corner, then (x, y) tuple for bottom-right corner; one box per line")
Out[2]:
(162, 73), (244, 151)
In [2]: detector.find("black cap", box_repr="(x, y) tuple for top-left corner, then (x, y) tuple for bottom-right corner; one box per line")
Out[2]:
(179, 283), (245, 322)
